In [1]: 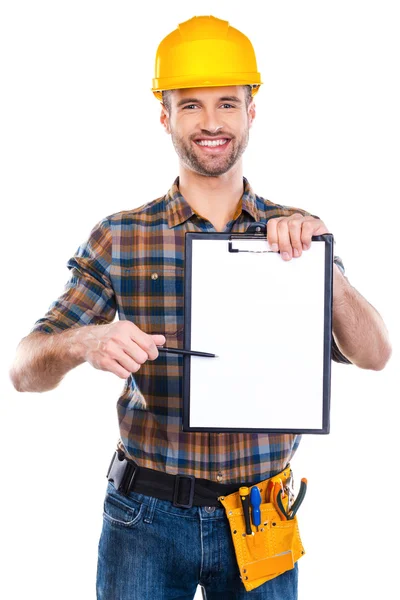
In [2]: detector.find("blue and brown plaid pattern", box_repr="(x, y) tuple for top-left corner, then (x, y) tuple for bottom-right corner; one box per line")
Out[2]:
(31, 177), (350, 483)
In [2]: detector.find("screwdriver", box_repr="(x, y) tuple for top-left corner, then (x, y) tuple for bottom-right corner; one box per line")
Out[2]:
(239, 487), (253, 535)
(250, 486), (262, 531)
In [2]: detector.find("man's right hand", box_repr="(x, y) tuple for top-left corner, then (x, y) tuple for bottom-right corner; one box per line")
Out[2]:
(73, 321), (166, 380)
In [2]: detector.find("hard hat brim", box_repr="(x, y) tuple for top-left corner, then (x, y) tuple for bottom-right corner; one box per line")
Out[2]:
(152, 76), (262, 102)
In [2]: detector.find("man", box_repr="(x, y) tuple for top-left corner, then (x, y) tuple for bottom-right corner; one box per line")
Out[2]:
(10, 15), (391, 600)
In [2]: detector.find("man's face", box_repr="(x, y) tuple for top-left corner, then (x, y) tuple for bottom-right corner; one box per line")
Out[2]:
(160, 86), (256, 177)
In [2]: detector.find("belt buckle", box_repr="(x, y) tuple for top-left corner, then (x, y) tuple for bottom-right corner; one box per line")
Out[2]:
(107, 451), (138, 496)
(173, 474), (195, 508)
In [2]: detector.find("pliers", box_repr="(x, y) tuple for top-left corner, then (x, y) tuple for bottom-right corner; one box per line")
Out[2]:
(274, 478), (308, 520)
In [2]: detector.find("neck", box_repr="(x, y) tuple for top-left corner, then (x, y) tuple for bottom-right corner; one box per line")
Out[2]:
(178, 162), (244, 232)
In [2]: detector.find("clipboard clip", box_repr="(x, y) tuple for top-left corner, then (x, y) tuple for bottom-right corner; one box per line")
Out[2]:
(228, 222), (273, 253)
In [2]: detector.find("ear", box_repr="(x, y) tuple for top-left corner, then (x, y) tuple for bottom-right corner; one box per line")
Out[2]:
(160, 104), (171, 134)
(248, 101), (256, 129)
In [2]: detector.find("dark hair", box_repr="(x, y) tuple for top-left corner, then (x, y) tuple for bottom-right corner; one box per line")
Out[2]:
(162, 85), (254, 113)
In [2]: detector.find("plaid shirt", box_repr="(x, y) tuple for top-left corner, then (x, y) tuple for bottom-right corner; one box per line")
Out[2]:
(31, 177), (350, 483)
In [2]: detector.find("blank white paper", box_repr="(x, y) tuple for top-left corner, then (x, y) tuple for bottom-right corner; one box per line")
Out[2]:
(188, 238), (328, 430)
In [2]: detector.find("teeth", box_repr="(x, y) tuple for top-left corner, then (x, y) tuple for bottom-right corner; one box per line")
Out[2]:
(196, 139), (228, 147)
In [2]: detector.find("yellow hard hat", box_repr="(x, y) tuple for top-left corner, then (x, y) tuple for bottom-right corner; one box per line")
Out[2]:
(152, 15), (262, 101)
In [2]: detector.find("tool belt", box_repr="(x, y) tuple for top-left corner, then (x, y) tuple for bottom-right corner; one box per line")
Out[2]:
(107, 451), (306, 593)
(218, 466), (306, 592)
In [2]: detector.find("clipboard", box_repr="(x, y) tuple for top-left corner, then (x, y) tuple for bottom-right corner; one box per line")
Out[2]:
(182, 227), (335, 434)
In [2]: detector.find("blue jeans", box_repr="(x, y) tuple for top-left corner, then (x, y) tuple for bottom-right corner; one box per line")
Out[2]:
(96, 481), (298, 599)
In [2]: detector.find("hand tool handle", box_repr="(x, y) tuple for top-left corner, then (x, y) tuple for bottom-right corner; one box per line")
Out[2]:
(239, 487), (253, 535)
(276, 489), (288, 521)
(266, 479), (275, 502)
(289, 478), (307, 518)
(272, 482), (287, 521)
(250, 486), (261, 527)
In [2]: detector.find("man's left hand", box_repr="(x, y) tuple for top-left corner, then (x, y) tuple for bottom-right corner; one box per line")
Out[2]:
(267, 213), (329, 260)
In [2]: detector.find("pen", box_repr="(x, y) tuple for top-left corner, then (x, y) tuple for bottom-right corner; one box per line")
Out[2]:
(157, 347), (217, 358)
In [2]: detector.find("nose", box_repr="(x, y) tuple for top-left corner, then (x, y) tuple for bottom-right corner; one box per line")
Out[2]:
(198, 108), (223, 135)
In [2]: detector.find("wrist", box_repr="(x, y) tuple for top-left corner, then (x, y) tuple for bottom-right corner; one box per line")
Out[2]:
(65, 326), (93, 365)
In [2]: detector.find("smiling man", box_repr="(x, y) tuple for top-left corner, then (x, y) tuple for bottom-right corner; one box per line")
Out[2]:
(164, 87), (253, 175)
(10, 15), (391, 600)
(160, 85), (255, 233)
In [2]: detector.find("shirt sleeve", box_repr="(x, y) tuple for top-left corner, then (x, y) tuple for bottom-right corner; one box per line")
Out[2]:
(30, 218), (117, 334)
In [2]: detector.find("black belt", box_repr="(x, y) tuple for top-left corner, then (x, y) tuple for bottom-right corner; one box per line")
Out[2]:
(107, 450), (264, 509)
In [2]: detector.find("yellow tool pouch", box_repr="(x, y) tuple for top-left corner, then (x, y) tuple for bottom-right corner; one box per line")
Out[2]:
(218, 466), (305, 592)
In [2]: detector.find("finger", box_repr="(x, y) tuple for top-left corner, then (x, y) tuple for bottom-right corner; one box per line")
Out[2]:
(98, 333), (147, 364)
(288, 217), (303, 258)
(276, 219), (293, 260)
(96, 356), (138, 379)
(122, 322), (165, 361)
(301, 218), (322, 250)
(266, 217), (282, 252)
(100, 340), (146, 371)
(152, 334), (167, 347)
(111, 359), (137, 379)
(128, 330), (163, 361)
(120, 350), (147, 370)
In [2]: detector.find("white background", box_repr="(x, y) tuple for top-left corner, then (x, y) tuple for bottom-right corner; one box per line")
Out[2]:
(1, 1), (399, 598)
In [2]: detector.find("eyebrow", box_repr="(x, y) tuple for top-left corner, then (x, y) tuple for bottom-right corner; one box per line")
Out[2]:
(176, 96), (242, 107)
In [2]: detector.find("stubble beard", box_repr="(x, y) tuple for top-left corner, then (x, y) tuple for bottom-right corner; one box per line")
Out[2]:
(170, 129), (250, 177)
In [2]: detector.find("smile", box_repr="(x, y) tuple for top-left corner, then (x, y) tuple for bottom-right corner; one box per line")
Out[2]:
(195, 139), (229, 147)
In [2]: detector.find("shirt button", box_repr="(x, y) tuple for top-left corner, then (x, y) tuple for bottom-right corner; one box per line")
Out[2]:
(205, 506), (215, 513)
(151, 273), (158, 280)
(216, 472), (223, 482)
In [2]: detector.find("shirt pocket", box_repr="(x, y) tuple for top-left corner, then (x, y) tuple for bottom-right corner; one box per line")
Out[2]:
(109, 264), (184, 341)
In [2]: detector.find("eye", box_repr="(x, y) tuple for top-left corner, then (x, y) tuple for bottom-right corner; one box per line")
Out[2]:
(182, 104), (199, 110)
(221, 104), (235, 109)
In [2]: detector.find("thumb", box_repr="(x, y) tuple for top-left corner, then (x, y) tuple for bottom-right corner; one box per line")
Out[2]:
(151, 334), (166, 346)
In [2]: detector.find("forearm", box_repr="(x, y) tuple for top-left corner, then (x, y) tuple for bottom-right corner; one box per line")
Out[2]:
(332, 265), (392, 370)
(9, 327), (91, 393)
